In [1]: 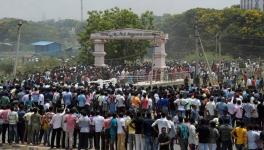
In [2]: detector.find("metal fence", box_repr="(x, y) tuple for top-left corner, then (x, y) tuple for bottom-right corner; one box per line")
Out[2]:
(117, 71), (191, 84)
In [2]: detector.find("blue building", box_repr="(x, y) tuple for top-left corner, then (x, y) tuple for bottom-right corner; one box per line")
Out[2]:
(32, 41), (62, 56)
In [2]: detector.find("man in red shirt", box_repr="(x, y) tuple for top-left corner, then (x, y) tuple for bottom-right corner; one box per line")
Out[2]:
(64, 109), (77, 150)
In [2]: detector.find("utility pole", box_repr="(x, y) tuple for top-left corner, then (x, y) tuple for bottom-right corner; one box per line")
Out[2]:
(150, 34), (158, 90)
(194, 16), (199, 79)
(215, 32), (219, 53)
(80, 0), (83, 21)
(218, 33), (222, 57)
(194, 16), (199, 56)
(13, 21), (23, 79)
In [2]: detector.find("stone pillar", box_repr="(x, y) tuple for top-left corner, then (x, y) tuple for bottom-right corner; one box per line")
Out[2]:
(154, 39), (167, 81)
(93, 39), (106, 67)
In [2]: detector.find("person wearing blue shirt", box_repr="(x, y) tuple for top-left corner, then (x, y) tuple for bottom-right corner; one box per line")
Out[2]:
(143, 113), (154, 150)
(63, 89), (72, 108)
(216, 98), (228, 116)
(109, 114), (117, 150)
(77, 90), (86, 111)
(160, 95), (169, 114)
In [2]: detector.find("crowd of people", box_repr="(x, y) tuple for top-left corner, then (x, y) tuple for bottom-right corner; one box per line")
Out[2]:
(0, 60), (264, 150)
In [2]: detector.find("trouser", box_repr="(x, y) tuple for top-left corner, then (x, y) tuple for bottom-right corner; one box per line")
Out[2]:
(235, 144), (244, 150)
(38, 128), (44, 144)
(185, 109), (191, 119)
(88, 132), (94, 148)
(128, 134), (135, 150)
(110, 133), (116, 150)
(94, 132), (102, 150)
(179, 138), (188, 150)
(79, 132), (89, 149)
(2, 123), (8, 143)
(199, 143), (209, 150)
(25, 124), (32, 144)
(135, 134), (144, 150)
(117, 133), (125, 150)
(17, 122), (25, 143)
(103, 129), (110, 150)
(73, 128), (79, 148)
(189, 144), (196, 150)
(47, 128), (52, 146)
(32, 127), (40, 145)
(8, 124), (18, 144)
(170, 137), (175, 150)
(51, 128), (62, 148)
(0, 124), (2, 139)
(179, 110), (185, 118)
(221, 140), (233, 150)
(144, 135), (154, 150)
(65, 130), (74, 149)
(101, 130), (106, 150)
(209, 143), (217, 150)
(40, 129), (49, 145)
(153, 137), (159, 150)
(61, 131), (66, 148)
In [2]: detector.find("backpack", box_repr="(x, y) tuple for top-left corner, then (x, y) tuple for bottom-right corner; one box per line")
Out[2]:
(178, 124), (189, 139)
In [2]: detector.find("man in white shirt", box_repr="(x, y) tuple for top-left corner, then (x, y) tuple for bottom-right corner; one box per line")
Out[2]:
(247, 125), (259, 150)
(116, 91), (125, 113)
(8, 107), (18, 144)
(93, 112), (104, 150)
(205, 97), (216, 120)
(152, 113), (171, 134)
(117, 113), (126, 150)
(50, 108), (65, 148)
(190, 96), (201, 111)
(174, 94), (188, 118)
(38, 92), (45, 107)
(77, 111), (90, 149)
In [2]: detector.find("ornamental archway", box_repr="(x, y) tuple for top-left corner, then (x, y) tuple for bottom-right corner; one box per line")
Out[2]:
(90, 28), (168, 69)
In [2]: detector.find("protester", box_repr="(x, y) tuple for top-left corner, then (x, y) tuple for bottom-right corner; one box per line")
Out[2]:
(0, 60), (263, 150)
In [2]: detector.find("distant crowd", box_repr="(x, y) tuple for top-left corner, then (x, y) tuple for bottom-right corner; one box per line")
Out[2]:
(0, 60), (264, 150)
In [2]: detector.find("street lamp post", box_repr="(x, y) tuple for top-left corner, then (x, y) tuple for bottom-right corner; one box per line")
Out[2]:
(13, 21), (23, 79)
(80, 0), (83, 21)
(150, 34), (159, 90)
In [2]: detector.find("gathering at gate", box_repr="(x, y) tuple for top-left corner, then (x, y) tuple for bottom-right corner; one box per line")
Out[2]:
(0, 61), (263, 150)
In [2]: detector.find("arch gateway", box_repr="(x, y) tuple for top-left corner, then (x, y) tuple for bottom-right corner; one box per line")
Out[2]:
(90, 28), (168, 69)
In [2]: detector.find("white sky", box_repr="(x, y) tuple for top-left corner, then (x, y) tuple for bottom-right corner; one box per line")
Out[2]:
(0, 0), (239, 21)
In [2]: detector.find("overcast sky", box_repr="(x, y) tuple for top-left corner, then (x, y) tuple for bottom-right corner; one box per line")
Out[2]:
(0, 0), (239, 21)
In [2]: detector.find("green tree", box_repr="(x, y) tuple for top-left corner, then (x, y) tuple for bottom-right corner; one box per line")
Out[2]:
(155, 7), (264, 59)
(78, 7), (155, 65)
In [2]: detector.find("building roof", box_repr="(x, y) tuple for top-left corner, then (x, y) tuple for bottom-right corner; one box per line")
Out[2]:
(32, 41), (55, 46)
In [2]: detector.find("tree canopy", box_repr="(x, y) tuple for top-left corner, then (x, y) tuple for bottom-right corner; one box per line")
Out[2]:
(155, 7), (264, 59)
(78, 7), (155, 65)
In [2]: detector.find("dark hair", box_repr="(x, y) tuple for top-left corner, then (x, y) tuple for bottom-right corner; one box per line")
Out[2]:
(236, 120), (241, 126)
(247, 125), (253, 130)
(179, 117), (183, 123)
(210, 121), (216, 128)
(112, 113), (116, 118)
(161, 112), (166, 118)
(146, 113), (152, 119)
(190, 118), (195, 124)
(119, 113), (123, 118)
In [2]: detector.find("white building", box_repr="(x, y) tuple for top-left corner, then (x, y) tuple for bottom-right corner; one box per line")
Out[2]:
(241, 0), (264, 11)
